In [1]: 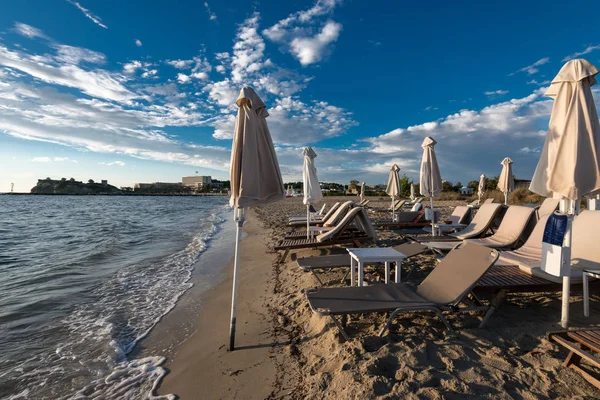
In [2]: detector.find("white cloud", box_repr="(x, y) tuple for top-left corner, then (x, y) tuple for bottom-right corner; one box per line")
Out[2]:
(177, 73), (191, 83)
(66, 0), (108, 29)
(166, 59), (194, 69)
(231, 13), (265, 82)
(484, 89), (509, 96)
(290, 21), (342, 66)
(31, 156), (77, 163)
(263, 0), (343, 66)
(562, 45), (600, 62)
(135, 39), (143, 47)
(518, 147), (541, 154)
(191, 71), (209, 80)
(511, 57), (550, 75)
(14, 22), (48, 40)
(215, 65), (225, 73)
(99, 161), (126, 166)
(55, 45), (106, 65)
(204, 2), (217, 21)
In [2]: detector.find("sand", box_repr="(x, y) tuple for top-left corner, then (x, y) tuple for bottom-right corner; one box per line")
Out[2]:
(157, 196), (600, 399)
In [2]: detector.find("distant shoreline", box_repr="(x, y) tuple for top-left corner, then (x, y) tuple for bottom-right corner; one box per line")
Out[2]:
(1, 192), (228, 197)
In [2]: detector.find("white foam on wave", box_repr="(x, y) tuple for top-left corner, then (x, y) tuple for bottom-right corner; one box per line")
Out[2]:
(6, 203), (230, 399)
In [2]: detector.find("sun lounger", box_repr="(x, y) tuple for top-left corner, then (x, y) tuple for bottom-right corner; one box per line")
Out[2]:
(473, 211), (600, 327)
(483, 198), (495, 204)
(288, 202), (339, 223)
(495, 214), (549, 269)
(374, 209), (428, 229)
(359, 199), (370, 207)
(405, 197), (424, 207)
(464, 206), (536, 249)
(276, 207), (377, 261)
(306, 243), (499, 339)
(415, 203), (504, 247)
(288, 201), (352, 227)
(548, 329), (600, 390)
(537, 198), (560, 218)
(422, 206), (473, 234)
(296, 242), (430, 285)
(389, 199), (406, 211)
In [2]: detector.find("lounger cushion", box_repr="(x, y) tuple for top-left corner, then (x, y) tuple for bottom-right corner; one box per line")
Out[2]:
(465, 206), (535, 249)
(451, 203), (503, 240)
(307, 283), (433, 315)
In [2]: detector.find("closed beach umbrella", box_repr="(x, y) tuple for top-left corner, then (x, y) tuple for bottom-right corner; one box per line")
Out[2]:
(420, 137), (442, 235)
(529, 59), (600, 328)
(386, 164), (401, 220)
(302, 146), (323, 239)
(410, 184), (416, 202)
(498, 157), (514, 205)
(359, 182), (366, 203)
(478, 174), (486, 204)
(229, 87), (285, 350)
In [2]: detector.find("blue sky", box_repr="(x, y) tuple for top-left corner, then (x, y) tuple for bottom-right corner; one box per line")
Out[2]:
(1, 0), (599, 192)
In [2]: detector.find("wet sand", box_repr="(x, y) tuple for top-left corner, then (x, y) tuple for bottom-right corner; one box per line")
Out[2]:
(157, 196), (600, 399)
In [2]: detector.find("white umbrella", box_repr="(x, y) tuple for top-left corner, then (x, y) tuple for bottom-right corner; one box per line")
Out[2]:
(410, 184), (416, 202)
(302, 147), (323, 239)
(359, 182), (366, 203)
(497, 157), (514, 205)
(529, 59), (600, 328)
(386, 164), (401, 220)
(420, 137), (443, 236)
(478, 174), (486, 204)
(229, 87), (285, 350)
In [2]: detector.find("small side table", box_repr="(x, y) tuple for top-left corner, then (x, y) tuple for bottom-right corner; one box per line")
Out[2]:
(583, 269), (600, 317)
(347, 247), (406, 287)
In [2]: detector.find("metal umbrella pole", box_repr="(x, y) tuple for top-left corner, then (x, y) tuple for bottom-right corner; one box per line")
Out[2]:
(229, 206), (246, 351)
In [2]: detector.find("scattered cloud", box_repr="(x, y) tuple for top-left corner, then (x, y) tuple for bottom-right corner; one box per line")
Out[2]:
(204, 2), (217, 21)
(14, 22), (48, 40)
(263, 0), (343, 66)
(424, 106), (439, 111)
(177, 73), (191, 83)
(368, 40), (382, 46)
(31, 156), (78, 163)
(135, 39), (143, 47)
(290, 21), (342, 66)
(66, 0), (108, 29)
(511, 57), (550, 76)
(484, 89), (509, 97)
(562, 45), (600, 62)
(99, 161), (125, 166)
(518, 147), (541, 154)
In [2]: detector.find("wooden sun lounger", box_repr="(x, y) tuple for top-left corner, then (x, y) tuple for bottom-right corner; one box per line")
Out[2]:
(374, 210), (427, 229)
(548, 329), (600, 390)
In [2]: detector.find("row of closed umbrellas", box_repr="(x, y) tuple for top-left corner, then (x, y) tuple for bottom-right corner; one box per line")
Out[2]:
(227, 58), (600, 349)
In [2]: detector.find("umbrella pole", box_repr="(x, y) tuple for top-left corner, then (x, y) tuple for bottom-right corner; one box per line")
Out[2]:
(504, 192), (509, 205)
(229, 207), (245, 351)
(560, 199), (575, 328)
(430, 196), (435, 236)
(306, 204), (310, 240)
(391, 197), (395, 221)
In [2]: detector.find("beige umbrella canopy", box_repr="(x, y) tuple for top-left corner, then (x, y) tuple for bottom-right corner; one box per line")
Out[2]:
(497, 157), (514, 205)
(386, 164), (401, 220)
(229, 87), (285, 350)
(420, 137), (443, 235)
(478, 174), (486, 204)
(529, 59), (600, 328)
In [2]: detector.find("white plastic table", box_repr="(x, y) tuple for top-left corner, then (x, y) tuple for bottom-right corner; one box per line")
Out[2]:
(347, 247), (406, 287)
(583, 269), (600, 317)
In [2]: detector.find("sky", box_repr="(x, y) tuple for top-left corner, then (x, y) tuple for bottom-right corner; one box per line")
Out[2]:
(1, 0), (599, 192)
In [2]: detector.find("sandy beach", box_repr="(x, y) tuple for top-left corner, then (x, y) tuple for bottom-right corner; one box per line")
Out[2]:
(156, 196), (600, 399)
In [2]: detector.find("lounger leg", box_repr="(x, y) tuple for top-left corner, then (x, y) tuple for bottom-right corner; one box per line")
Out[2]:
(479, 290), (507, 328)
(384, 262), (390, 284)
(435, 309), (452, 330)
(350, 257), (356, 286)
(379, 309), (401, 337)
(584, 272), (590, 318)
(395, 259), (401, 283)
(564, 350), (583, 367)
(281, 248), (290, 263)
(340, 269), (350, 284)
(329, 315), (350, 341)
(358, 261), (364, 287)
(310, 270), (325, 286)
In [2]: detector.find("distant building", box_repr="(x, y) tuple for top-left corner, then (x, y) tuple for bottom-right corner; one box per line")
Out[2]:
(459, 186), (474, 195)
(101, 180), (108, 185)
(182, 176), (212, 190)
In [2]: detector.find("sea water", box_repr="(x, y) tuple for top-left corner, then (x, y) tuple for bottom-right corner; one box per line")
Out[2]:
(0, 195), (230, 399)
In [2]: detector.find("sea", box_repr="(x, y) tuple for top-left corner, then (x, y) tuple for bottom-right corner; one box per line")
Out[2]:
(0, 195), (232, 399)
